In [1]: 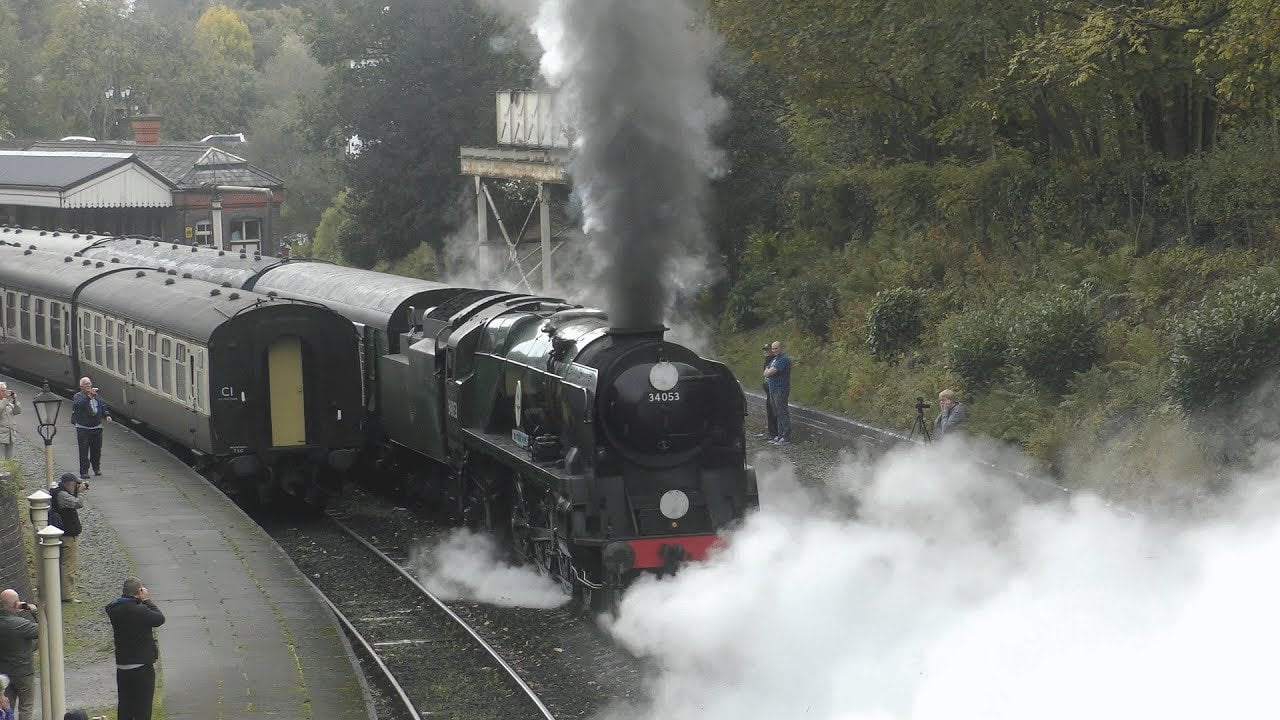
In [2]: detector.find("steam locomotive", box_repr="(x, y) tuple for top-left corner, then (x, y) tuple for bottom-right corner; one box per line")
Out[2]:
(8, 227), (759, 604)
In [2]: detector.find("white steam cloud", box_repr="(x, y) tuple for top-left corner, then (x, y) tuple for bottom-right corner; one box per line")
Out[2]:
(596, 439), (1280, 719)
(411, 528), (568, 609)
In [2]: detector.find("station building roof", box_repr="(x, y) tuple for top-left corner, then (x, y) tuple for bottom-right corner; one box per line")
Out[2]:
(0, 150), (175, 208)
(26, 141), (283, 190)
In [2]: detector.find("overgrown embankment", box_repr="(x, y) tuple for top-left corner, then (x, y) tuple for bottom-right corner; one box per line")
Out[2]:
(706, 2), (1280, 505)
(716, 152), (1280, 505)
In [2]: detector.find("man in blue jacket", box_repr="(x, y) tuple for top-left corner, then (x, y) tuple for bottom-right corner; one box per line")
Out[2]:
(763, 341), (792, 446)
(71, 377), (112, 479)
(105, 577), (165, 720)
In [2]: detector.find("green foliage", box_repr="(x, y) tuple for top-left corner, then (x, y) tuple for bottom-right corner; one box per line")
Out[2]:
(1006, 288), (1102, 393)
(336, 217), (378, 268)
(943, 309), (1008, 389)
(40, 0), (143, 139)
(304, 190), (349, 263)
(304, 0), (532, 263)
(1186, 126), (1280, 245)
(1169, 274), (1280, 412)
(785, 168), (875, 247)
(789, 272), (840, 340)
(866, 287), (926, 364)
(242, 33), (335, 239)
(723, 267), (774, 332)
(374, 242), (439, 281)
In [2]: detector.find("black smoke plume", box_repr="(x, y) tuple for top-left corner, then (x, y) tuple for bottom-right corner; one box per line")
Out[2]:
(490, 0), (725, 329)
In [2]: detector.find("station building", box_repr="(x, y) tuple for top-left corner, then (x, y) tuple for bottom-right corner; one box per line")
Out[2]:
(0, 115), (284, 254)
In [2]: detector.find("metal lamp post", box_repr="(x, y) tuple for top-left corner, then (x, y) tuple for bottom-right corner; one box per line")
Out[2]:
(32, 381), (62, 490)
(26, 490), (53, 720)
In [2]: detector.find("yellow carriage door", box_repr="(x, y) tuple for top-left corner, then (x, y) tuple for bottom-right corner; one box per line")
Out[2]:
(268, 336), (307, 446)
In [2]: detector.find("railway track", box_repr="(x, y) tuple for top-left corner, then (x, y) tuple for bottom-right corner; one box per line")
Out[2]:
(263, 512), (556, 720)
(743, 388), (1071, 501)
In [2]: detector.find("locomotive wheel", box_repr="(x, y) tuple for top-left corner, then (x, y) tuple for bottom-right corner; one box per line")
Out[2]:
(461, 474), (512, 549)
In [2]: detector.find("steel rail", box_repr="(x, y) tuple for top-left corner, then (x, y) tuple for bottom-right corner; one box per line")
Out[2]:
(743, 387), (1072, 500)
(326, 513), (557, 720)
(302, 574), (424, 720)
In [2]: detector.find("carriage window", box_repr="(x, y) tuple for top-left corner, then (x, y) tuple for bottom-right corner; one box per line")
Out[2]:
(175, 343), (189, 401)
(134, 329), (146, 385)
(193, 349), (207, 412)
(4, 292), (14, 333)
(146, 333), (158, 389)
(50, 302), (63, 351)
(92, 315), (104, 366)
(160, 337), (173, 394)
(18, 295), (29, 341)
(34, 299), (46, 346)
(104, 321), (115, 371)
(116, 322), (127, 372)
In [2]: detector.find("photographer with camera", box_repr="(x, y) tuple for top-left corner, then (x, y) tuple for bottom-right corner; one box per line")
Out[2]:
(52, 473), (88, 604)
(0, 589), (38, 719)
(0, 382), (20, 461)
(71, 377), (112, 480)
(106, 577), (165, 720)
(933, 389), (966, 438)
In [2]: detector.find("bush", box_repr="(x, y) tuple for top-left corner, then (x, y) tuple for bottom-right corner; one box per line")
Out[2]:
(1169, 276), (1280, 412)
(944, 309), (1008, 389)
(724, 268), (775, 332)
(866, 287), (926, 363)
(789, 272), (841, 339)
(1006, 288), (1101, 392)
(336, 217), (379, 268)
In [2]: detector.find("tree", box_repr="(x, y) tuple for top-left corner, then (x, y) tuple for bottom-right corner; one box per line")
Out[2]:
(40, 0), (144, 139)
(129, 20), (259, 140)
(196, 4), (255, 66)
(243, 33), (338, 239)
(302, 0), (533, 267)
(240, 5), (310, 69)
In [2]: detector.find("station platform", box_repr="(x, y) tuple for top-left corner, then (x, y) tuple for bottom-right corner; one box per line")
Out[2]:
(1, 375), (374, 720)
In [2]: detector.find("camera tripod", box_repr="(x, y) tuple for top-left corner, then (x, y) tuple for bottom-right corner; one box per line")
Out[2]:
(908, 396), (932, 443)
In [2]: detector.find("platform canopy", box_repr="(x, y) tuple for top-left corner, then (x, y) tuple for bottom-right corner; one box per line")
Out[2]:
(0, 150), (175, 209)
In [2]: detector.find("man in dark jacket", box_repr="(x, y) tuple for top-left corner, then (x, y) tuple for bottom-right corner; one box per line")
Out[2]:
(763, 340), (792, 445)
(71, 377), (112, 479)
(53, 473), (88, 603)
(105, 577), (164, 720)
(760, 345), (777, 439)
(0, 588), (39, 719)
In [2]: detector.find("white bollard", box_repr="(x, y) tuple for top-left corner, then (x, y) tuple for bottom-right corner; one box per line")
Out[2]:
(26, 490), (52, 720)
(37, 525), (65, 720)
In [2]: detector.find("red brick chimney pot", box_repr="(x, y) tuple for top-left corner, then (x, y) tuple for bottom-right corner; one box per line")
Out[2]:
(130, 114), (163, 145)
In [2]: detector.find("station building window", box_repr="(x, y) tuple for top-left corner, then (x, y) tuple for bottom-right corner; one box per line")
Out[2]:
(229, 219), (261, 253)
(194, 221), (214, 247)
